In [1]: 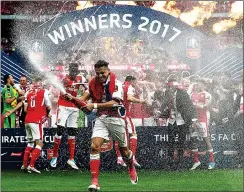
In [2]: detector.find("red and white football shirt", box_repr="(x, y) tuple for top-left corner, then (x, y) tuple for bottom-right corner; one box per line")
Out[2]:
(25, 89), (51, 124)
(191, 91), (212, 123)
(123, 83), (134, 117)
(58, 75), (86, 108)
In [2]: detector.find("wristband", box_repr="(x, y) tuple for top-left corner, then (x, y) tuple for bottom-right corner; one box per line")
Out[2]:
(94, 103), (98, 109)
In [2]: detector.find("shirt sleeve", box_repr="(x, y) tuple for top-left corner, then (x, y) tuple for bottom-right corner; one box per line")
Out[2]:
(112, 80), (123, 101)
(44, 90), (51, 107)
(205, 92), (212, 104)
(82, 75), (87, 83)
(127, 85), (135, 96)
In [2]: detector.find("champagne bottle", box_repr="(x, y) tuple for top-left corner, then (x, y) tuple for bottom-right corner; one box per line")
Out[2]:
(72, 97), (87, 109)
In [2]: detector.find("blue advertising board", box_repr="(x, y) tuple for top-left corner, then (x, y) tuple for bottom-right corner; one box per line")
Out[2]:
(1, 124), (241, 170)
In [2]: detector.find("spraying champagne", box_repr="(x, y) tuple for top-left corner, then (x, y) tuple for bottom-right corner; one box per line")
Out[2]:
(64, 93), (91, 114)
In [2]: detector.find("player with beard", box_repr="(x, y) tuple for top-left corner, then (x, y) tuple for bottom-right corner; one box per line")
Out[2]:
(50, 63), (87, 170)
(190, 79), (215, 170)
(2, 74), (23, 128)
(66, 60), (138, 191)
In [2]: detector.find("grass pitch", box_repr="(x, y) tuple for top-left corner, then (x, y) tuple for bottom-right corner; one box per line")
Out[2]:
(1, 169), (243, 191)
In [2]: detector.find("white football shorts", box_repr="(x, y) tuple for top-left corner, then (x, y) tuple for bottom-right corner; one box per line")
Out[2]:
(92, 115), (128, 147)
(25, 123), (43, 142)
(56, 105), (79, 128)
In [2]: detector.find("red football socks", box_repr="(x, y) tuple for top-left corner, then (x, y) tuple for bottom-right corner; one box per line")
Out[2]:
(193, 151), (199, 163)
(90, 154), (100, 184)
(29, 145), (42, 167)
(68, 137), (75, 160)
(208, 149), (214, 162)
(129, 136), (137, 156)
(115, 141), (122, 158)
(23, 145), (34, 167)
(53, 135), (61, 157)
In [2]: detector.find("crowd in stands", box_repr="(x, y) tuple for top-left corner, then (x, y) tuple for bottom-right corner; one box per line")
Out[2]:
(1, 66), (243, 129)
(1, 33), (243, 129)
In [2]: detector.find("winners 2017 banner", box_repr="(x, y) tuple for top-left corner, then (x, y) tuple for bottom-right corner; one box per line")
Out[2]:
(28, 5), (207, 71)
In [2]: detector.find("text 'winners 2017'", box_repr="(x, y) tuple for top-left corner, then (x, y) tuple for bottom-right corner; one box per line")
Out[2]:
(47, 14), (182, 45)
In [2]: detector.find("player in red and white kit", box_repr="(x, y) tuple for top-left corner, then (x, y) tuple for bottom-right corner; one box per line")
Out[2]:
(4, 77), (51, 173)
(22, 77), (51, 173)
(190, 79), (215, 170)
(115, 76), (146, 167)
(66, 60), (138, 191)
(50, 63), (86, 169)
